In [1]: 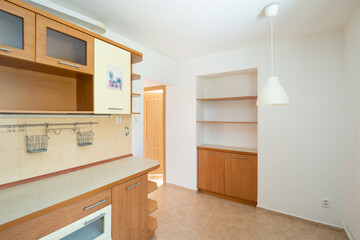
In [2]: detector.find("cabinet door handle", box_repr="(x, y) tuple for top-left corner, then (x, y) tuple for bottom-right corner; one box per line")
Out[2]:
(58, 61), (82, 68)
(126, 182), (141, 190)
(108, 108), (123, 110)
(206, 152), (215, 155)
(235, 156), (246, 159)
(84, 199), (106, 211)
(84, 213), (106, 226)
(0, 47), (12, 52)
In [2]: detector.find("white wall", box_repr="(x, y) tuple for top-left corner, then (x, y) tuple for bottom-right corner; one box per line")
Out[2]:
(344, 5), (360, 239)
(102, 30), (178, 157)
(166, 31), (346, 227)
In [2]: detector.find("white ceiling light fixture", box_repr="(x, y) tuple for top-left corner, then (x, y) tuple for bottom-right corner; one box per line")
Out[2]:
(257, 4), (289, 106)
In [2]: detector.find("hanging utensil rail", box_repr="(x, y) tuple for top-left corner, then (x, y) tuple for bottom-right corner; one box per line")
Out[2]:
(0, 121), (99, 129)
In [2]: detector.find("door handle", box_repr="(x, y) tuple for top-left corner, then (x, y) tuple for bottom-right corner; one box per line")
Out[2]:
(58, 61), (82, 68)
(206, 152), (215, 155)
(126, 182), (141, 190)
(235, 156), (246, 159)
(84, 199), (106, 211)
(84, 213), (106, 226)
(108, 108), (123, 110)
(0, 47), (12, 52)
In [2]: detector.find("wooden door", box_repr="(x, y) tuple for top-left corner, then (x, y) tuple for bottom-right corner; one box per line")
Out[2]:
(112, 175), (147, 240)
(36, 15), (94, 74)
(0, 1), (35, 61)
(225, 153), (257, 202)
(198, 150), (225, 194)
(94, 38), (131, 114)
(144, 90), (164, 174)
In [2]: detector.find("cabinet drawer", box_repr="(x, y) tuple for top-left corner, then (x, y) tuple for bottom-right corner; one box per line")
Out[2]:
(198, 150), (225, 194)
(0, 189), (111, 240)
(225, 153), (257, 202)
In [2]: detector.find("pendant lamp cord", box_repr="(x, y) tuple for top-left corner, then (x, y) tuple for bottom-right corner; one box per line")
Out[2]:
(271, 17), (274, 76)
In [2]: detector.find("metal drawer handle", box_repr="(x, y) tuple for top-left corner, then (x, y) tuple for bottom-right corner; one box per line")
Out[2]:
(58, 61), (82, 68)
(0, 47), (12, 52)
(126, 182), (141, 190)
(84, 213), (106, 226)
(84, 200), (106, 211)
(235, 156), (246, 159)
(108, 108), (123, 110)
(206, 153), (215, 155)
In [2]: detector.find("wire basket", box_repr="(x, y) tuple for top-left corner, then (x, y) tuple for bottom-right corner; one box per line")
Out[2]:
(77, 131), (94, 146)
(26, 135), (49, 153)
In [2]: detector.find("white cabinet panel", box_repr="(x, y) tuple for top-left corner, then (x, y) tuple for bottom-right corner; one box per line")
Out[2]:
(94, 39), (131, 114)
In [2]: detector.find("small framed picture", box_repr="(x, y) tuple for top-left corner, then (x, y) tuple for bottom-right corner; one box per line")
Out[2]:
(107, 64), (123, 90)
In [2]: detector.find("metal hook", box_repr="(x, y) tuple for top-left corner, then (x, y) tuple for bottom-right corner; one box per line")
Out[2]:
(53, 129), (61, 135)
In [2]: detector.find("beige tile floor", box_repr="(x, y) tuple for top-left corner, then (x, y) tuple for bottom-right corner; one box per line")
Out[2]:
(149, 184), (348, 240)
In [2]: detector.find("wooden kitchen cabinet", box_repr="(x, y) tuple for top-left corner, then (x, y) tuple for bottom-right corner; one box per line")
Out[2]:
(112, 174), (148, 240)
(197, 146), (258, 206)
(0, 1), (35, 62)
(198, 150), (225, 194)
(94, 38), (131, 114)
(225, 153), (257, 202)
(36, 15), (94, 74)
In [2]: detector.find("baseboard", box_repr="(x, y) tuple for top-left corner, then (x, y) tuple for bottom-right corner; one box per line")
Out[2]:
(257, 205), (344, 232)
(198, 189), (257, 207)
(342, 221), (354, 240)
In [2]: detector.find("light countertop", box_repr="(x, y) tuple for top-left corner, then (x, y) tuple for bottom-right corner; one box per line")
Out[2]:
(0, 156), (159, 226)
(197, 144), (258, 154)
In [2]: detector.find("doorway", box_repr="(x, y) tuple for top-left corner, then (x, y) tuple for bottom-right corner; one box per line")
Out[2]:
(144, 85), (166, 186)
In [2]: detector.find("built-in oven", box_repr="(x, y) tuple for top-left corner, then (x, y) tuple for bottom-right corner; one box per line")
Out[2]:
(40, 205), (112, 240)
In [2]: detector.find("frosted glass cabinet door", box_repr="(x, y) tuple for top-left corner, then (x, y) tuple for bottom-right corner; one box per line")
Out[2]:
(36, 15), (94, 74)
(0, 1), (35, 61)
(94, 39), (131, 114)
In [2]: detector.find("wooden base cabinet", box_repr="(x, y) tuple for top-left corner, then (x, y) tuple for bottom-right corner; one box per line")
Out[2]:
(225, 153), (257, 202)
(112, 175), (148, 240)
(198, 150), (225, 194)
(197, 147), (258, 206)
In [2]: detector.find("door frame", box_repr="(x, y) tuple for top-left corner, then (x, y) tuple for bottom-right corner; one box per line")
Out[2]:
(144, 85), (166, 184)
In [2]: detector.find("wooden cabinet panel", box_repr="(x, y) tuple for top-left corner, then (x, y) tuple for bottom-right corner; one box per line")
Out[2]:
(36, 15), (94, 74)
(0, 1), (35, 62)
(225, 153), (257, 202)
(94, 38), (131, 114)
(0, 189), (111, 240)
(112, 174), (147, 240)
(198, 150), (225, 194)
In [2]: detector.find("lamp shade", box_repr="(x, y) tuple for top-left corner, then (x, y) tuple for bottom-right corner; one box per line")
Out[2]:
(257, 76), (289, 106)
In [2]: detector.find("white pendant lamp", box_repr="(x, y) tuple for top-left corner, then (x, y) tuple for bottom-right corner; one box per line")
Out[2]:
(257, 4), (289, 106)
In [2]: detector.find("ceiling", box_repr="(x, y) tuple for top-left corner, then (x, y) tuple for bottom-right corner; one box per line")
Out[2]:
(48, 0), (360, 60)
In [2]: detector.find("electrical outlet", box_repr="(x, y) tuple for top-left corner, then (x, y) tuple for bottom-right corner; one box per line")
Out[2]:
(322, 198), (330, 208)
(115, 115), (122, 123)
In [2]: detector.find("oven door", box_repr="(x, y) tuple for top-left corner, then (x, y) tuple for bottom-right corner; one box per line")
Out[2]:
(40, 205), (112, 240)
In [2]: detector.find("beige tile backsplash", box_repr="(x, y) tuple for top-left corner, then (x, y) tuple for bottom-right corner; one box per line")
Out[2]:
(0, 115), (132, 185)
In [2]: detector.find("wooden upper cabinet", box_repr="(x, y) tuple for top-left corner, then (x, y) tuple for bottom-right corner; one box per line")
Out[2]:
(198, 150), (225, 194)
(94, 38), (131, 114)
(112, 175), (147, 240)
(225, 153), (257, 202)
(36, 15), (94, 74)
(0, 1), (35, 62)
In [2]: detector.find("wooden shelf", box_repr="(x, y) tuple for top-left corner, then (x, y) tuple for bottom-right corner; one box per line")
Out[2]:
(131, 93), (141, 96)
(0, 110), (94, 114)
(148, 180), (158, 194)
(131, 112), (141, 115)
(148, 216), (158, 236)
(197, 121), (258, 124)
(148, 199), (158, 214)
(197, 96), (257, 101)
(131, 73), (141, 80)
